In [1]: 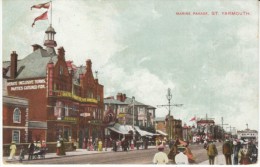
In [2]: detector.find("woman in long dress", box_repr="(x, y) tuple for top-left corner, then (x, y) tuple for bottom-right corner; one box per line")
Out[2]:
(239, 144), (251, 165)
(184, 142), (195, 164)
(8, 141), (17, 160)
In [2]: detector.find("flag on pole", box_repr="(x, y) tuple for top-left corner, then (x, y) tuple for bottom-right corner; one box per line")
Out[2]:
(32, 11), (48, 27)
(189, 116), (196, 121)
(31, 2), (50, 10)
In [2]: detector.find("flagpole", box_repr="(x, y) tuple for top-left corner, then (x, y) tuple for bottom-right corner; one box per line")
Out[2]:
(50, 0), (52, 25)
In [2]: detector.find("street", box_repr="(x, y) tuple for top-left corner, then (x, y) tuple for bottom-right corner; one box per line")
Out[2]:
(5, 142), (223, 165)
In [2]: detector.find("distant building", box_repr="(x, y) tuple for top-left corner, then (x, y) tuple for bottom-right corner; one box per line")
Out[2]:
(155, 117), (166, 133)
(182, 123), (192, 142)
(237, 129), (258, 141)
(155, 116), (182, 140)
(103, 93), (156, 135)
(196, 118), (215, 140)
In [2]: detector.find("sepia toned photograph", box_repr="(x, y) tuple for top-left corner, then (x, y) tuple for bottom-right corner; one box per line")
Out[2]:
(1, 0), (259, 165)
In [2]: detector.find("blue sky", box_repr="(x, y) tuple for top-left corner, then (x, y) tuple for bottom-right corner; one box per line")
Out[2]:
(1, 0), (259, 131)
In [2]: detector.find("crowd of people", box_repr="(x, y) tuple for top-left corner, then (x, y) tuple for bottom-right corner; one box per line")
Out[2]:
(153, 137), (258, 165)
(204, 138), (258, 165)
(153, 137), (196, 165)
(7, 140), (48, 161)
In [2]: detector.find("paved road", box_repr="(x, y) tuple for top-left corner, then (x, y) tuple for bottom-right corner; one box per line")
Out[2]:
(2, 142), (224, 165)
(8, 148), (160, 164)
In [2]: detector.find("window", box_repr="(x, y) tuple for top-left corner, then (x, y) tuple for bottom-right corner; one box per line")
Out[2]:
(65, 105), (69, 116)
(12, 130), (20, 143)
(13, 108), (21, 123)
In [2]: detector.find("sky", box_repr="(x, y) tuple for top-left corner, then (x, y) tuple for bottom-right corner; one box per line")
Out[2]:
(1, 0), (259, 131)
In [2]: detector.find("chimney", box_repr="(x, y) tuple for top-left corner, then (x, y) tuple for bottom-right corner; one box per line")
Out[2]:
(10, 51), (18, 79)
(122, 94), (126, 102)
(58, 47), (65, 60)
(116, 93), (122, 101)
(86, 59), (92, 71)
(32, 44), (43, 52)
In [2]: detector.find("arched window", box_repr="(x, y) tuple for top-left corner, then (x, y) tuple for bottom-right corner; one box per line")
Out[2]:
(13, 108), (21, 123)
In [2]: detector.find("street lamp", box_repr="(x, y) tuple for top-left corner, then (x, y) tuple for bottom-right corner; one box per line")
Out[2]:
(132, 96), (135, 133)
(131, 96), (135, 149)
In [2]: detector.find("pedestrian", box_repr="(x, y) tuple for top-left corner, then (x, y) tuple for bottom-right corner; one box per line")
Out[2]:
(169, 139), (174, 150)
(56, 140), (61, 155)
(206, 140), (218, 165)
(112, 139), (117, 152)
(59, 139), (66, 155)
(233, 140), (241, 165)
(98, 139), (103, 151)
(203, 140), (208, 149)
(222, 139), (233, 165)
(94, 138), (98, 151)
(130, 139), (134, 150)
(168, 137), (180, 164)
(19, 145), (25, 162)
(153, 145), (169, 164)
(28, 141), (35, 160)
(41, 140), (46, 149)
(37, 141), (42, 150)
(8, 141), (17, 160)
(104, 138), (107, 151)
(175, 147), (189, 165)
(238, 142), (251, 165)
(248, 140), (258, 164)
(184, 142), (195, 164)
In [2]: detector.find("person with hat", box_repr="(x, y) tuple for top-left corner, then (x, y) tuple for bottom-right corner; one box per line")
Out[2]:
(222, 139), (233, 165)
(28, 141), (35, 160)
(8, 141), (17, 160)
(153, 145), (169, 164)
(184, 142), (195, 164)
(238, 142), (251, 164)
(175, 147), (189, 165)
(206, 140), (218, 165)
(233, 140), (241, 165)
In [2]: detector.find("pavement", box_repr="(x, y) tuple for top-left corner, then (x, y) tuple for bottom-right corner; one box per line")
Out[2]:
(2, 146), (157, 164)
(198, 154), (226, 165)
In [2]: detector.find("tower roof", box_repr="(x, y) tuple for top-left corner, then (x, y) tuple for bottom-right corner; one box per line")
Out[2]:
(45, 25), (56, 34)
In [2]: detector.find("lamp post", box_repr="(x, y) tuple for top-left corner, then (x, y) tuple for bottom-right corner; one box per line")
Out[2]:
(132, 96), (135, 128)
(157, 88), (183, 140)
(132, 96), (135, 138)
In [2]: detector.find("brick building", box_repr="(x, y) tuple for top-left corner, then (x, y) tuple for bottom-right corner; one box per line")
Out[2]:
(103, 93), (156, 140)
(3, 25), (104, 145)
(2, 79), (29, 144)
(104, 93), (155, 128)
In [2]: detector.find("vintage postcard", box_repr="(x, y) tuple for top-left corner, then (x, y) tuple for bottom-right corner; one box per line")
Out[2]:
(1, 0), (259, 166)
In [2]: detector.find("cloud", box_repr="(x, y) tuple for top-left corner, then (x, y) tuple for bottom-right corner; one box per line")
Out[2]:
(2, 0), (259, 131)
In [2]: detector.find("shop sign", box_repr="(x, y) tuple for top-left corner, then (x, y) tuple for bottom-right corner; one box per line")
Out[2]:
(117, 113), (125, 118)
(8, 79), (46, 91)
(80, 113), (91, 117)
(56, 90), (98, 103)
(63, 116), (77, 122)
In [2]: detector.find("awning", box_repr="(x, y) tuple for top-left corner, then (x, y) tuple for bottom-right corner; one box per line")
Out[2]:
(156, 130), (168, 136)
(107, 123), (130, 135)
(134, 126), (155, 136)
(107, 127), (129, 135)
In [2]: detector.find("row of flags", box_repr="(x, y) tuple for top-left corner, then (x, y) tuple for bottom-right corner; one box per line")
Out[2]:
(31, 1), (50, 27)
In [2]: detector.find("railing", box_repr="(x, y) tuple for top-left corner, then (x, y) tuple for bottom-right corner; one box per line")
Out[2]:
(53, 90), (98, 104)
